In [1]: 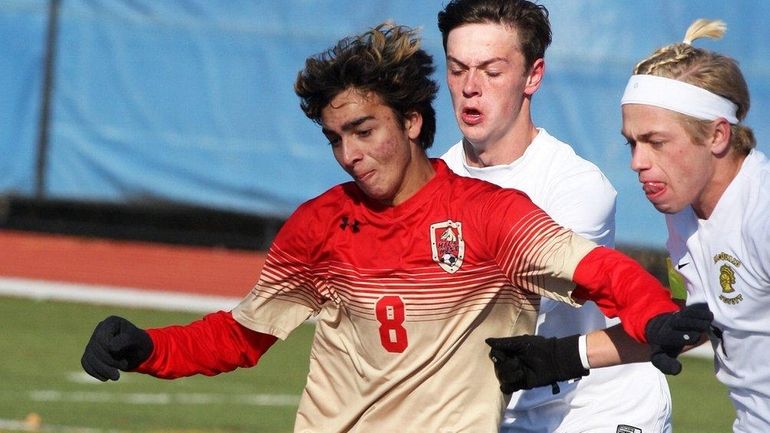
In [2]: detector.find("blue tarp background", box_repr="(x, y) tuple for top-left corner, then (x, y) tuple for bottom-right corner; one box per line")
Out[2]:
(1, 0), (768, 246)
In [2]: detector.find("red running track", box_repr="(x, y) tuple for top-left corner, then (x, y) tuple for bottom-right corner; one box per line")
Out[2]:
(0, 229), (267, 298)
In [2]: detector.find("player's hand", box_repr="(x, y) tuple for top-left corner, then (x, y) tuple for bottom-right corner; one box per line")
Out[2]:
(81, 316), (153, 381)
(485, 334), (588, 394)
(644, 303), (713, 375)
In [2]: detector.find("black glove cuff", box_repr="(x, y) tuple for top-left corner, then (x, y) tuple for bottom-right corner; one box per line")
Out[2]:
(125, 329), (154, 371)
(552, 334), (589, 380)
(644, 312), (668, 345)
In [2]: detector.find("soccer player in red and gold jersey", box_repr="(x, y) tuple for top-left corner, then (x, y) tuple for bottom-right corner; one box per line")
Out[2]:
(81, 23), (711, 433)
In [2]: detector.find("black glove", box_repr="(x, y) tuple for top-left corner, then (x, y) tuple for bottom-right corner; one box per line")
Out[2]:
(644, 303), (713, 375)
(486, 334), (588, 394)
(81, 316), (153, 381)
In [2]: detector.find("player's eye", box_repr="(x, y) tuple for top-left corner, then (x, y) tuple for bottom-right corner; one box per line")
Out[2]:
(649, 139), (665, 148)
(326, 135), (341, 147)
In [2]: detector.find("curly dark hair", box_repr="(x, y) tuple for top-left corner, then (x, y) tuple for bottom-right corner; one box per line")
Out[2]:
(438, 0), (551, 71)
(294, 23), (438, 150)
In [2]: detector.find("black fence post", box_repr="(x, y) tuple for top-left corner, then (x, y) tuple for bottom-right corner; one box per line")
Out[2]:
(35, 0), (62, 199)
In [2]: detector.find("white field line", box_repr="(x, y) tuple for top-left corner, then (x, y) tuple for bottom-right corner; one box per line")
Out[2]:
(0, 417), (120, 433)
(28, 390), (299, 406)
(0, 276), (239, 313)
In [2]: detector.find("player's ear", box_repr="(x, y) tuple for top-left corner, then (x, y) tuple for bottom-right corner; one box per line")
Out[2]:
(709, 118), (732, 156)
(404, 110), (423, 141)
(524, 58), (545, 96)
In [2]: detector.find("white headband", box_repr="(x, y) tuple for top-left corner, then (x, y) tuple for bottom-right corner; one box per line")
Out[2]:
(621, 74), (738, 124)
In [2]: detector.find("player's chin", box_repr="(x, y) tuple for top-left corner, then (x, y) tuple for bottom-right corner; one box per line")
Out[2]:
(650, 198), (685, 215)
(458, 128), (489, 149)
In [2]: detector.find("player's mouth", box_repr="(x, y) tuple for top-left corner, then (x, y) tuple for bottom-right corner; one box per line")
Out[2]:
(461, 107), (483, 126)
(354, 170), (375, 183)
(641, 181), (666, 200)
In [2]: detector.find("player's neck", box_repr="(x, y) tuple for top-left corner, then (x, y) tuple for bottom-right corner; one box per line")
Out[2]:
(692, 152), (747, 219)
(463, 123), (539, 168)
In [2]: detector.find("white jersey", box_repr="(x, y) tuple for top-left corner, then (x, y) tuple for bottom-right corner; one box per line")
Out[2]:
(442, 128), (672, 433)
(666, 149), (770, 433)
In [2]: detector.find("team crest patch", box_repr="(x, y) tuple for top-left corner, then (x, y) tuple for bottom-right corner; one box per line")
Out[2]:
(616, 425), (642, 433)
(430, 220), (464, 273)
(714, 252), (744, 305)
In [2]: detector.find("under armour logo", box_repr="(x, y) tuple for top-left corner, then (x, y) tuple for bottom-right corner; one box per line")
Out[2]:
(340, 216), (360, 233)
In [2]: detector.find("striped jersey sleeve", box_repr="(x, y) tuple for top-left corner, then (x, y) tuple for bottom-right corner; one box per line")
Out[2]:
(476, 185), (678, 341)
(231, 201), (327, 339)
(480, 187), (597, 305)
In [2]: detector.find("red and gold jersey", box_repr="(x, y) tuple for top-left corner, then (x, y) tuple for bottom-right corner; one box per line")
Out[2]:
(232, 159), (600, 433)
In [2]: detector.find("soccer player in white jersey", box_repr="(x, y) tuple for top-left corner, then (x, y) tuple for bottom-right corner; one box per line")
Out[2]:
(437, 1), (673, 432)
(621, 19), (770, 433)
(485, 18), (768, 433)
(79, 23), (712, 433)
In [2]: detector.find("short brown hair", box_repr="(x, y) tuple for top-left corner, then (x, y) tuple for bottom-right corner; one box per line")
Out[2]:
(437, 0), (551, 71)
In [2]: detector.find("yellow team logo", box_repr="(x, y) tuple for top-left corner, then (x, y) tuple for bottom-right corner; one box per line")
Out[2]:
(714, 252), (743, 305)
(719, 264), (736, 293)
(430, 220), (464, 273)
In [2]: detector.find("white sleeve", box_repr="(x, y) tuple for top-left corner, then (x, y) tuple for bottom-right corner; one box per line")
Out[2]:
(543, 169), (617, 248)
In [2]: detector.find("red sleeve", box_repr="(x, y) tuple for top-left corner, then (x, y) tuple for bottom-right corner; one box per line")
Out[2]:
(572, 246), (679, 342)
(134, 310), (278, 379)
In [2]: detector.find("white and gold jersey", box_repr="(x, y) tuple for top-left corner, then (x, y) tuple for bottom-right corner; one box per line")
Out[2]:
(666, 149), (770, 433)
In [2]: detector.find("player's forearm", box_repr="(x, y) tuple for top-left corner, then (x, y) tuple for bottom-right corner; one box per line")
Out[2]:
(584, 324), (651, 368)
(584, 323), (710, 368)
(136, 310), (278, 379)
(572, 246), (679, 342)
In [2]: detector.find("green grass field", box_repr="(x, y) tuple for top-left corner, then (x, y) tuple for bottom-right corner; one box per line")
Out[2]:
(0, 295), (735, 433)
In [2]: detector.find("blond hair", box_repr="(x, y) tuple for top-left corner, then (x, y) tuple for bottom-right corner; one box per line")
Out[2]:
(632, 19), (755, 154)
